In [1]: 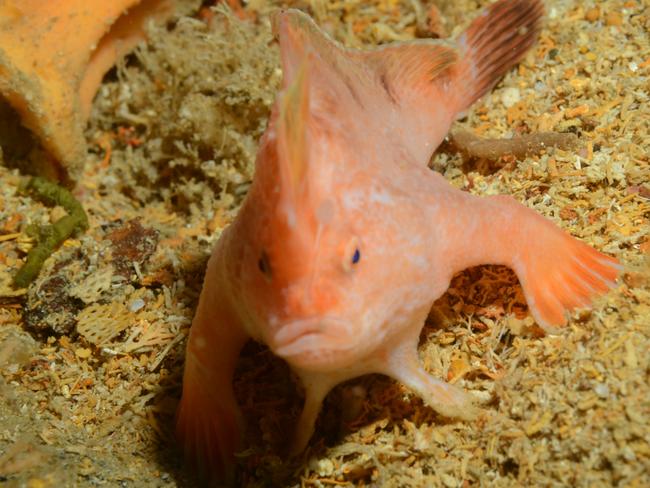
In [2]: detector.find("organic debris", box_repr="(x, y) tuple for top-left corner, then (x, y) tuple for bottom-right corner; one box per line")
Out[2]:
(106, 219), (159, 280)
(0, 0), (648, 487)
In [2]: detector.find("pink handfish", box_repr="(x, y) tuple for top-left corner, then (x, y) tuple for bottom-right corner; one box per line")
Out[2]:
(176, 0), (621, 482)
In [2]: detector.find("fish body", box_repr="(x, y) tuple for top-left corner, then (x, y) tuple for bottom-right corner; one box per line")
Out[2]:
(176, 0), (621, 483)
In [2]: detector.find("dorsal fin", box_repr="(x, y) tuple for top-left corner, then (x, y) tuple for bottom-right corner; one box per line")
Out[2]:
(276, 56), (310, 199)
(273, 8), (461, 168)
(272, 9), (333, 88)
(273, 8), (458, 106)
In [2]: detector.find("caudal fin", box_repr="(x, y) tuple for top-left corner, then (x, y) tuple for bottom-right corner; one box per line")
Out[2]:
(512, 220), (622, 333)
(453, 0), (545, 113)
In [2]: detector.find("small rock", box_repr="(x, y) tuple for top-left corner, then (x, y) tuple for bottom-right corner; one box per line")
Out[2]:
(308, 457), (334, 477)
(594, 383), (609, 398)
(0, 327), (38, 368)
(129, 298), (145, 312)
(501, 87), (521, 108)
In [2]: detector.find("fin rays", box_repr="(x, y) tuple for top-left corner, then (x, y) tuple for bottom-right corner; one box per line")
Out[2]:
(454, 0), (544, 111)
(520, 234), (621, 333)
(364, 42), (458, 102)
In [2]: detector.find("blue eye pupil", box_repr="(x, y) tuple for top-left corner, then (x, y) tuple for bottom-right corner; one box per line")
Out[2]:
(352, 248), (360, 264)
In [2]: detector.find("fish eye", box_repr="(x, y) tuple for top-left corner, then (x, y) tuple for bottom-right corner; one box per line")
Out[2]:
(258, 250), (272, 278)
(342, 238), (361, 272)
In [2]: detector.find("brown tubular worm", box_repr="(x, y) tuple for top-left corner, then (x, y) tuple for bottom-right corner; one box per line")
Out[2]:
(451, 129), (579, 160)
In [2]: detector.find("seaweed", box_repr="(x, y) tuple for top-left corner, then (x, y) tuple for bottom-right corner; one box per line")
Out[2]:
(12, 177), (88, 288)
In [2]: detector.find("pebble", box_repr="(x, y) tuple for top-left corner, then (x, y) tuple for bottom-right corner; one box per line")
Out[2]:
(594, 383), (610, 398)
(501, 87), (521, 108)
(129, 298), (145, 312)
(309, 458), (334, 476)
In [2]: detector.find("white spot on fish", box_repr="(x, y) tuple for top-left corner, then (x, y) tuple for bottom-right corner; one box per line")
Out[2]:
(284, 206), (297, 228)
(342, 190), (364, 210)
(408, 254), (428, 269)
(369, 189), (394, 205)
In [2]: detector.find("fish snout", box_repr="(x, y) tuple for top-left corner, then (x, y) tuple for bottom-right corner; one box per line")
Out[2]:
(283, 281), (339, 318)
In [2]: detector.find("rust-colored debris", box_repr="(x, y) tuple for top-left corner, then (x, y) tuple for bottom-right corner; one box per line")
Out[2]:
(106, 219), (159, 280)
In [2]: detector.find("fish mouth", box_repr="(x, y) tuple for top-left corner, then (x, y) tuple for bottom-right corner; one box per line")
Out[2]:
(271, 316), (352, 359)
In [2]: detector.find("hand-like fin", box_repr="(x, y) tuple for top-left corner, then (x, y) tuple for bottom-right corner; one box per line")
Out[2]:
(514, 223), (622, 333)
(175, 253), (249, 485)
(439, 192), (622, 334)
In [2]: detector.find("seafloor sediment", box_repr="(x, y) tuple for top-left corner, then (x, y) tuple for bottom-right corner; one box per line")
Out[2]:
(0, 0), (648, 486)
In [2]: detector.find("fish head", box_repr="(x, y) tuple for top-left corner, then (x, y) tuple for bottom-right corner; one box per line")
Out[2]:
(237, 132), (374, 372)
(230, 54), (401, 372)
(231, 13), (438, 372)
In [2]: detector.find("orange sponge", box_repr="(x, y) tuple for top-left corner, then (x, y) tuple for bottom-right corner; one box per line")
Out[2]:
(0, 0), (174, 181)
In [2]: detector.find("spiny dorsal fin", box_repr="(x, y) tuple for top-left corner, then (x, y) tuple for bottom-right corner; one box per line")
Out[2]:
(272, 8), (343, 92)
(274, 8), (458, 107)
(277, 56), (310, 197)
(273, 8), (461, 168)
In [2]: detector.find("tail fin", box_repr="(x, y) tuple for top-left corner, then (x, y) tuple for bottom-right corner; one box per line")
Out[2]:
(453, 0), (545, 113)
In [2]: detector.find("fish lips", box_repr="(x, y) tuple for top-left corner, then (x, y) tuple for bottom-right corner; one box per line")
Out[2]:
(270, 316), (355, 366)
